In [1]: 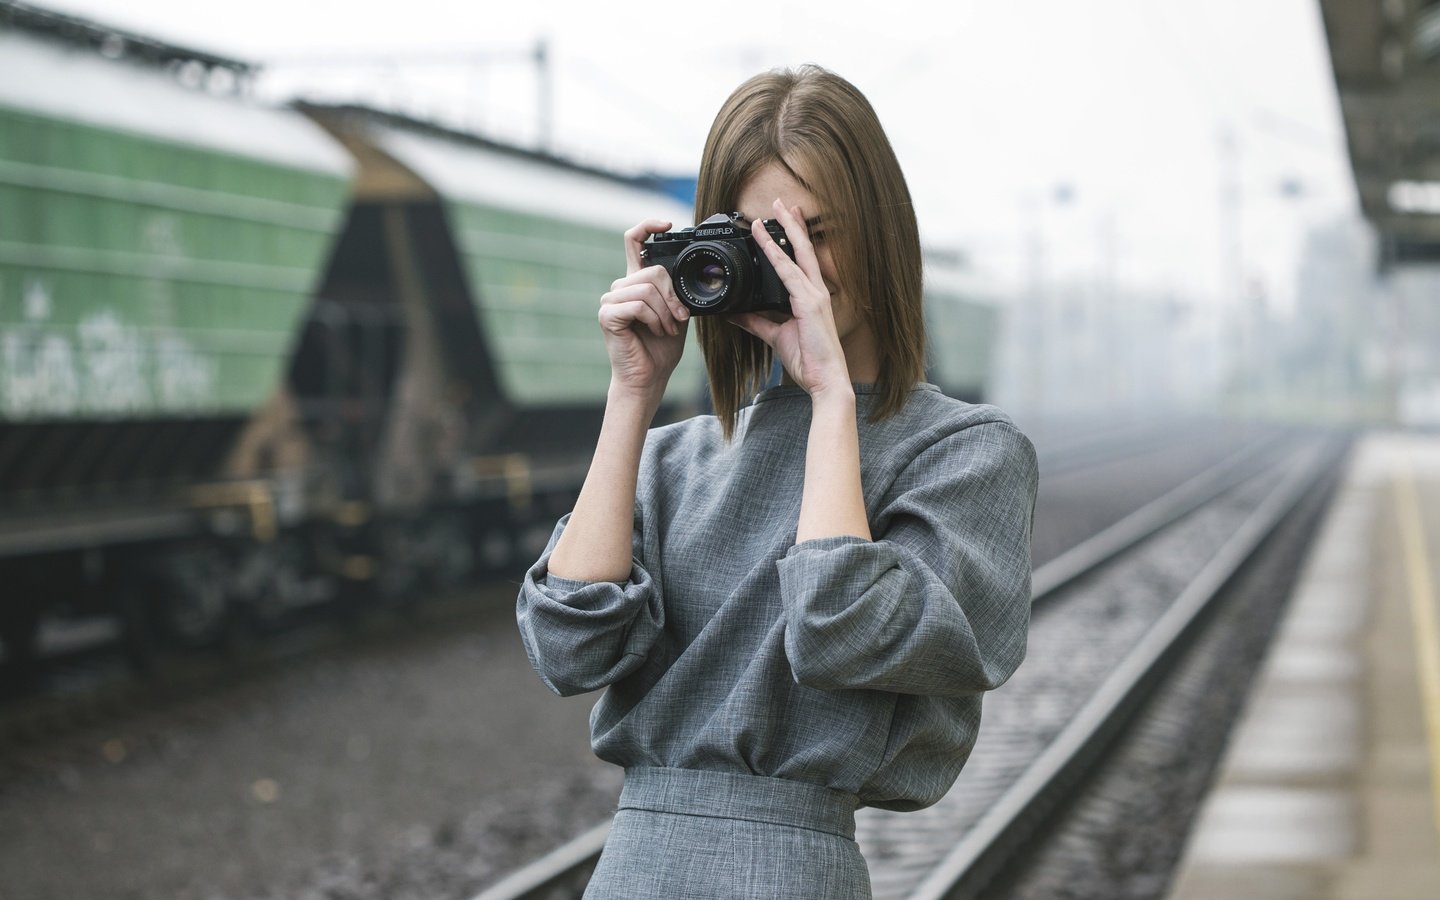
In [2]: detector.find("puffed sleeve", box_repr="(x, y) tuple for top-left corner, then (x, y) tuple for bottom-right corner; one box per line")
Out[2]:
(776, 420), (1038, 696)
(515, 511), (664, 697)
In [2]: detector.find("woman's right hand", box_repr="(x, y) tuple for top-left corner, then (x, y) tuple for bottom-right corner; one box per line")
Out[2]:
(599, 219), (690, 399)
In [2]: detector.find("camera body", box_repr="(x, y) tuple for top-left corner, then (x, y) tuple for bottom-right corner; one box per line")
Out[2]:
(640, 213), (795, 316)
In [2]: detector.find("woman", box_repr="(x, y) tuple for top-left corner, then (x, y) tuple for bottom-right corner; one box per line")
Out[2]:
(516, 65), (1038, 898)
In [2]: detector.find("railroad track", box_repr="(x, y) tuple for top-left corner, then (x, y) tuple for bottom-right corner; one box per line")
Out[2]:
(1032, 417), (1262, 479)
(471, 429), (1347, 900)
(877, 433), (1347, 899)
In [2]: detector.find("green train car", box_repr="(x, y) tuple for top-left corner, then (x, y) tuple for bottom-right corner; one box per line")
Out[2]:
(0, 2), (1005, 667)
(279, 104), (701, 517)
(0, 4), (702, 663)
(0, 18), (352, 423)
(0, 5), (356, 660)
(923, 249), (1003, 403)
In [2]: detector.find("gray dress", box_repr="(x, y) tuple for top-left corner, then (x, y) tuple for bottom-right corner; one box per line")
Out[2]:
(516, 383), (1038, 898)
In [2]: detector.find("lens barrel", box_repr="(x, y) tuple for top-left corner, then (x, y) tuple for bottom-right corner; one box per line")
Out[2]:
(674, 241), (751, 312)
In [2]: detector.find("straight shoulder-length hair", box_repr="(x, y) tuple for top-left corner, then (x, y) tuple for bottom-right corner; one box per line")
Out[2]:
(694, 65), (925, 441)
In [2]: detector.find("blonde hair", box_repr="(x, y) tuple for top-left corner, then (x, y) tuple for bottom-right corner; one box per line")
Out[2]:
(694, 65), (925, 441)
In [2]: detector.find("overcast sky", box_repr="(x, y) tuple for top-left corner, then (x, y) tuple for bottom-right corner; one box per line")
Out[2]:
(36, 0), (1358, 310)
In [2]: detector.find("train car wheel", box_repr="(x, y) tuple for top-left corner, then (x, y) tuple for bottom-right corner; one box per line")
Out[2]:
(231, 539), (312, 634)
(118, 583), (161, 674)
(0, 599), (41, 670)
(421, 515), (474, 590)
(374, 524), (421, 613)
(154, 547), (233, 651)
(476, 528), (514, 574)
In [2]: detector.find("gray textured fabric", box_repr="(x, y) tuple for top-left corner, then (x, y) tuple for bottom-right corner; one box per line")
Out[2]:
(585, 767), (870, 899)
(516, 383), (1038, 813)
(618, 766), (859, 838)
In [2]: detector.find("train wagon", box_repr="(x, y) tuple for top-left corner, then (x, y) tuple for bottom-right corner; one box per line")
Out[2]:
(0, 3), (701, 665)
(257, 103), (700, 609)
(0, 5), (354, 660)
(283, 102), (700, 511)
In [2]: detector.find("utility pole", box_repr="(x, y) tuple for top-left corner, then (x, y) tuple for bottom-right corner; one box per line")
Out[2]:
(1095, 210), (1119, 406)
(1217, 124), (1245, 407)
(1022, 194), (1047, 419)
(533, 38), (552, 153)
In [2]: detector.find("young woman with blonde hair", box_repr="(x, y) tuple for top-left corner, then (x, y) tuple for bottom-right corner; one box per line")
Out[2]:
(517, 65), (1038, 898)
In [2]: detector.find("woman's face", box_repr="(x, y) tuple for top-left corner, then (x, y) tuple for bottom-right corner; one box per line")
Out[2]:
(731, 161), (875, 371)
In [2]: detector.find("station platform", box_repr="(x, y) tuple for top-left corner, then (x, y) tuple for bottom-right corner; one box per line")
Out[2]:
(1169, 432), (1440, 900)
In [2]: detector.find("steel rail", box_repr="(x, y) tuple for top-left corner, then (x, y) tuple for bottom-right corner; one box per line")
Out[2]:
(1031, 431), (1286, 601)
(1037, 418), (1235, 479)
(468, 433), (1296, 900)
(907, 436), (1344, 900)
(469, 823), (610, 900)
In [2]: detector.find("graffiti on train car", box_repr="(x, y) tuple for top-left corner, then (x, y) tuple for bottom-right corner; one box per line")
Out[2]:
(1, 277), (217, 416)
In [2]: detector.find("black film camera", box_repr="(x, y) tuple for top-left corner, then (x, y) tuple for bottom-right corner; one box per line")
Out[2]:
(640, 213), (796, 316)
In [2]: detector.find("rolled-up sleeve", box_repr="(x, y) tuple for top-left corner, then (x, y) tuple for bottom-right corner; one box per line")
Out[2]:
(516, 513), (664, 697)
(776, 421), (1038, 696)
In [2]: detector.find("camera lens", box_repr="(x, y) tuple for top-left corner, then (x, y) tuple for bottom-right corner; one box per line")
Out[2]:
(675, 241), (750, 312)
(696, 263), (726, 294)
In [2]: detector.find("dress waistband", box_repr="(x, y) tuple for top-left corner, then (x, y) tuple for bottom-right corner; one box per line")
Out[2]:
(619, 767), (859, 840)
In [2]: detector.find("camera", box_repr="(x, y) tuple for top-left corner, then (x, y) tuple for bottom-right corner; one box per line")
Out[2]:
(640, 213), (796, 316)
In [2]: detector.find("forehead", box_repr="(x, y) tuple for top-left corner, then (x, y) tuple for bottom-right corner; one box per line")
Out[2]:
(735, 161), (822, 219)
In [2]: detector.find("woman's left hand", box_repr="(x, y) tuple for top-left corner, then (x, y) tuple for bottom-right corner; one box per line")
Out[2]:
(728, 198), (852, 401)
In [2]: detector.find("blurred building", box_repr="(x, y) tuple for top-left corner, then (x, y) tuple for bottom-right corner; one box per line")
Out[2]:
(1221, 211), (1440, 427)
(991, 277), (1219, 421)
(1286, 215), (1390, 421)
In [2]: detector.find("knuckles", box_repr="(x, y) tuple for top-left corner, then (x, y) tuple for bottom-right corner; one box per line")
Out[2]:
(610, 266), (669, 294)
(599, 299), (657, 326)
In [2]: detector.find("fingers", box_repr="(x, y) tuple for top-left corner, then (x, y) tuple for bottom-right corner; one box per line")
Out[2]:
(624, 219), (673, 276)
(609, 265), (689, 326)
(752, 215), (825, 313)
(601, 281), (682, 337)
(770, 198), (823, 284)
(600, 297), (667, 338)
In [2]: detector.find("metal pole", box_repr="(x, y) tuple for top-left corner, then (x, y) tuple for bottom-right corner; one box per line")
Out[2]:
(534, 38), (552, 152)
